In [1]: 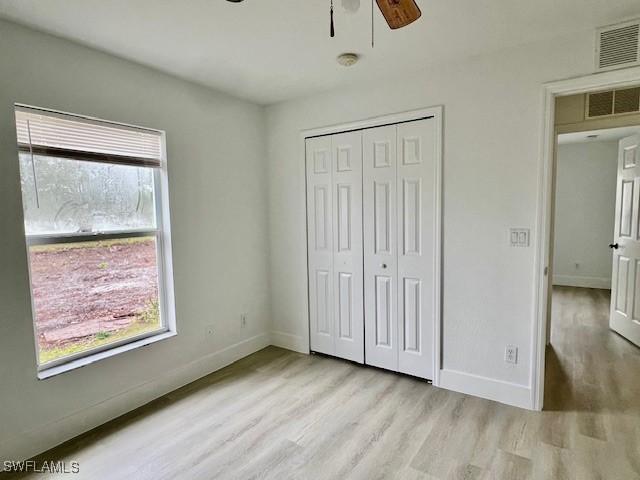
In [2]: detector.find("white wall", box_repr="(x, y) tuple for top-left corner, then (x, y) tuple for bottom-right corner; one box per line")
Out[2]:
(0, 15), (626, 460)
(553, 141), (618, 289)
(0, 20), (270, 460)
(266, 31), (597, 407)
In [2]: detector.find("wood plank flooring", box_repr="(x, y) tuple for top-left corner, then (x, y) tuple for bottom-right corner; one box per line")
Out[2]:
(8, 286), (640, 479)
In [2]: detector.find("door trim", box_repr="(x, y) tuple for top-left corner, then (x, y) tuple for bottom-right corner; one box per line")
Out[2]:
(299, 106), (443, 386)
(533, 67), (640, 411)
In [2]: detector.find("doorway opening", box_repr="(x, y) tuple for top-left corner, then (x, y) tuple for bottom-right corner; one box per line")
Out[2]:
(543, 87), (640, 413)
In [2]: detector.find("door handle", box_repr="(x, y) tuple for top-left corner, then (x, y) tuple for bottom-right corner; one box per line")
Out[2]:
(609, 243), (620, 249)
(381, 263), (387, 269)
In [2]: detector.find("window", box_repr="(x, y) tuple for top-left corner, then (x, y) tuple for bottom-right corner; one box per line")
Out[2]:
(15, 105), (175, 373)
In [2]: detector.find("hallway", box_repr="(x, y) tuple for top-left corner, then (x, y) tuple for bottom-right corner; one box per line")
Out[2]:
(542, 286), (640, 477)
(546, 286), (640, 411)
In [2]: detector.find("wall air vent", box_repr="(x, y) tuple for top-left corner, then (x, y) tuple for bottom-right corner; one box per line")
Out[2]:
(587, 91), (614, 117)
(586, 87), (640, 119)
(614, 87), (640, 114)
(596, 19), (640, 72)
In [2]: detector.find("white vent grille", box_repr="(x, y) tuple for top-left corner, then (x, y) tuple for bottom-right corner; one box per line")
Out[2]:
(596, 20), (640, 72)
(586, 87), (640, 119)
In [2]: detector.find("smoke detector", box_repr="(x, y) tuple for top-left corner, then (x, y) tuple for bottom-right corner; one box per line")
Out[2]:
(337, 53), (359, 66)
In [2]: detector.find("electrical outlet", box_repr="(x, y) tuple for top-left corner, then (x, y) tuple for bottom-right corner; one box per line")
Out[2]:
(505, 345), (518, 364)
(240, 313), (248, 328)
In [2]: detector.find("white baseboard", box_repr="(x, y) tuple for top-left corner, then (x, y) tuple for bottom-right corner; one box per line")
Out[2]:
(553, 274), (611, 289)
(438, 368), (532, 410)
(4, 333), (270, 462)
(270, 331), (309, 354)
(7, 331), (537, 461)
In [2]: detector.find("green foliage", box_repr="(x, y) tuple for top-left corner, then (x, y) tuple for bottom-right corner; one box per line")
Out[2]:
(39, 317), (162, 365)
(30, 236), (154, 253)
(98, 262), (109, 270)
(137, 299), (160, 324)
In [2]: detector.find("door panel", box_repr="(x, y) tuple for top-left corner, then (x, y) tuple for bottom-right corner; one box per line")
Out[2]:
(336, 185), (352, 251)
(633, 260), (640, 322)
(610, 134), (640, 346)
(338, 272), (353, 338)
(332, 131), (364, 362)
(615, 256), (630, 315)
(397, 119), (435, 379)
(315, 270), (332, 334)
(402, 277), (421, 352)
(307, 136), (334, 355)
(374, 182), (392, 254)
(375, 275), (393, 347)
(313, 185), (330, 250)
(402, 179), (422, 256)
(619, 180), (634, 238)
(364, 125), (399, 370)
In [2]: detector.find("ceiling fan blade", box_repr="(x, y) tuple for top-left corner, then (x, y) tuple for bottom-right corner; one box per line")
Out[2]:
(376, 0), (421, 30)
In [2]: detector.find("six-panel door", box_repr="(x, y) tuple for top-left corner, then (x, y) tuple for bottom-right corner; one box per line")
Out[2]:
(306, 132), (364, 362)
(363, 125), (400, 370)
(332, 131), (365, 362)
(396, 120), (435, 379)
(306, 136), (335, 355)
(610, 134), (640, 347)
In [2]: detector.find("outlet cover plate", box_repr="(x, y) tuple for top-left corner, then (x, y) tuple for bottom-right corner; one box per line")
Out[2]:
(505, 345), (518, 364)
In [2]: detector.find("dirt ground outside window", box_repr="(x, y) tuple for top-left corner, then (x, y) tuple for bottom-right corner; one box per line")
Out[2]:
(28, 237), (161, 364)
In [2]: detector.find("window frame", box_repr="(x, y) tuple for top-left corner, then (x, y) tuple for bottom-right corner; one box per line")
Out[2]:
(15, 104), (177, 376)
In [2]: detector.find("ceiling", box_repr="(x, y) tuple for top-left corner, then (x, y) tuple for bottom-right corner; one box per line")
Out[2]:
(0, 0), (639, 104)
(558, 126), (640, 145)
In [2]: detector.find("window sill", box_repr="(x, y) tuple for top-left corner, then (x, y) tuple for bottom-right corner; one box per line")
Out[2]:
(37, 330), (177, 380)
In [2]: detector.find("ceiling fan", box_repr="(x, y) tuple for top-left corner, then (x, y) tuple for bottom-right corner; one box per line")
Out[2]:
(373, 0), (422, 30)
(331, 0), (421, 48)
(334, 0), (422, 37)
(226, 0), (421, 45)
(226, 0), (421, 30)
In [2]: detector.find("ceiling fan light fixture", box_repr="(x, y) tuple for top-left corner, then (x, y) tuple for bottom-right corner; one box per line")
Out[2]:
(337, 52), (360, 66)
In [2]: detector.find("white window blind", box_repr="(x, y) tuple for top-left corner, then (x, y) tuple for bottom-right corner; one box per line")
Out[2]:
(15, 106), (162, 167)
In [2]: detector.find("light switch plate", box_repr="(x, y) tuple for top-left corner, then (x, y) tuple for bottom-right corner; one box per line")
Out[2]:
(509, 228), (530, 247)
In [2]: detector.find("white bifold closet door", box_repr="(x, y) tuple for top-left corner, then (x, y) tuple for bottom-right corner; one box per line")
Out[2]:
(306, 117), (436, 379)
(306, 132), (364, 363)
(363, 119), (436, 379)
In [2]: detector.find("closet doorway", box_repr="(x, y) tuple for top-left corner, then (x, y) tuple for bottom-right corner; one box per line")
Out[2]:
(303, 108), (443, 381)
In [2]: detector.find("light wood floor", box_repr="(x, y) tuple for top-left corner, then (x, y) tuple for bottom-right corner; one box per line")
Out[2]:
(10, 287), (640, 479)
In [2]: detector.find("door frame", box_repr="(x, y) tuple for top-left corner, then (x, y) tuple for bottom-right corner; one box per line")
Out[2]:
(299, 106), (444, 386)
(533, 67), (640, 411)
